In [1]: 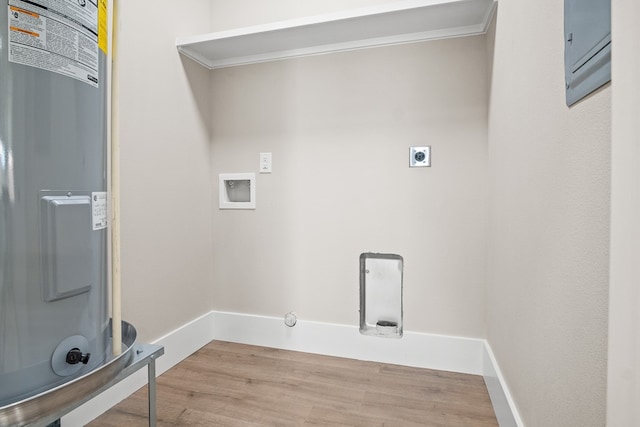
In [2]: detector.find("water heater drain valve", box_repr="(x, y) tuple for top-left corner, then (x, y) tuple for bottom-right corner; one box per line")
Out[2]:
(52, 335), (90, 376)
(66, 348), (91, 365)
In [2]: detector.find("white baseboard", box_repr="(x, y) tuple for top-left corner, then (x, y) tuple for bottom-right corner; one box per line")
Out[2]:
(61, 311), (215, 427)
(482, 342), (524, 427)
(211, 311), (485, 375)
(60, 310), (520, 426)
(214, 311), (522, 424)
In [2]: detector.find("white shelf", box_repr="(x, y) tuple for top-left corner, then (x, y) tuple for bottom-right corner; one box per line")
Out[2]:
(176, 0), (497, 69)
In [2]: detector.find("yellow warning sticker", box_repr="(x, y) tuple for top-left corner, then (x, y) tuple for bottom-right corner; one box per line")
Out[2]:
(98, 0), (108, 55)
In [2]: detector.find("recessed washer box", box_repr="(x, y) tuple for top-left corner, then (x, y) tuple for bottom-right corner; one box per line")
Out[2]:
(219, 173), (256, 209)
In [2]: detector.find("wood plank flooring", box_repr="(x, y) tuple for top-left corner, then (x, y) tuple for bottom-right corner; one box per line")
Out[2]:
(89, 341), (498, 426)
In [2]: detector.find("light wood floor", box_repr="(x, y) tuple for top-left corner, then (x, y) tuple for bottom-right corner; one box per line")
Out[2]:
(89, 341), (498, 426)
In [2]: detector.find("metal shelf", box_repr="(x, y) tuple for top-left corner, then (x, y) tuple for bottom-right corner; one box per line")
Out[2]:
(176, 0), (497, 69)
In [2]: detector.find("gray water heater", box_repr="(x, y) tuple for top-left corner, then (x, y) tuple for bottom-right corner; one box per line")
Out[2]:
(0, 0), (110, 405)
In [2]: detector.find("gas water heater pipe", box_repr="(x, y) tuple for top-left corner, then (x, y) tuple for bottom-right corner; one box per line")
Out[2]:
(110, 0), (122, 356)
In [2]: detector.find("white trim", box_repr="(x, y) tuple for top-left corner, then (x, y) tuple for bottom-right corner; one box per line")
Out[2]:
(179, 27), (488, 70)
(211, 311), (484, 375)
(482, 342), (525, 427)
(61, 312), (215, 427)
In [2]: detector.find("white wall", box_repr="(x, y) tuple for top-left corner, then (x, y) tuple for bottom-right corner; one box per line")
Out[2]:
(210, 0), (401, 31)
(486, 2), (610, 426)
(209, 32), (489, 336)
(607, 0), (640, 424)
(116, 0), (214, 342)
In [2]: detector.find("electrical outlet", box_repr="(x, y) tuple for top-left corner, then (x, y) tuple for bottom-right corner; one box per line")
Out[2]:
(260, 152), (272, 173)
(410, 146), (431, 167)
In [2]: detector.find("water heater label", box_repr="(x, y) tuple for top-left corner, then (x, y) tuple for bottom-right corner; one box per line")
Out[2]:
(7, 0), (99, 88)
(92, 192), (108, 230)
